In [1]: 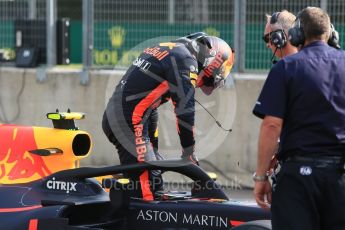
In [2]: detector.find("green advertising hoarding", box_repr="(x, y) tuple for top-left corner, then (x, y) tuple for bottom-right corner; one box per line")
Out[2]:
(9, 20), (345, 70)
(0, 20), (15, 61)
(92, 22), (233, 67)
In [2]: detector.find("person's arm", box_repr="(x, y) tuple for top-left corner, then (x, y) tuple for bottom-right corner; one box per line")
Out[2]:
(256, 115), (282, 176)
(252, 60), (287, 209)
(165, 54), (198, 162)
(254, 115), (282, 209)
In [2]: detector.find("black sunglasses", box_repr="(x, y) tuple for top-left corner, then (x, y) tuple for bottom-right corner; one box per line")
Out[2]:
(262, 30), (284, 44)
(262, 33), (270, 43)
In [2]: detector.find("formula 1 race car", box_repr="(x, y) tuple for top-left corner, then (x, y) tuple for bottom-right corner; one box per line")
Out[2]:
(0, 111), (271, 230)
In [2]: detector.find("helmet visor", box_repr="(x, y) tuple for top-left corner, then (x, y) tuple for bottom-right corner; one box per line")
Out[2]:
(198, 47), (235, 95)
(220, 50), (235, 82)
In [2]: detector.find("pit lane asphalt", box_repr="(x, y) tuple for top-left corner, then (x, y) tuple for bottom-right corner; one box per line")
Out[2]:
(226, 188), (254, 201)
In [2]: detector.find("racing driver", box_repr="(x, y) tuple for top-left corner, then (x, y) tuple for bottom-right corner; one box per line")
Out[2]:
(102, 32), (235, 200)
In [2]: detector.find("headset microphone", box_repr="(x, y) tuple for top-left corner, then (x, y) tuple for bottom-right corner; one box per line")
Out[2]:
(194, 99), (232, 132)
(271, 47), (278, 64)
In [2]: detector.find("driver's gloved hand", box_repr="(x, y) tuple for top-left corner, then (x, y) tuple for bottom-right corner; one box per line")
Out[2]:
(181, 154), (199, 166)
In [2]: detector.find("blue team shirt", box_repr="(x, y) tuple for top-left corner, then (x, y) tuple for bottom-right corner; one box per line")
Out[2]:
(253, 41), (345, 158)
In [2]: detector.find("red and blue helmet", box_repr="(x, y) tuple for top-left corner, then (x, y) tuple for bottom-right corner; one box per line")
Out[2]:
(195, 35), (235, 95)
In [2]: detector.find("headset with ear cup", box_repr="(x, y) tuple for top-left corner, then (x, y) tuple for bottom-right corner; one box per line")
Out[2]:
(269, 12), (288, 48)
(288, 13), (341, 49)
(287, 16), (304, 47)
(328, 23), (341, 49)
(270, 12), (280, 24)
(270, 29), (287, 48)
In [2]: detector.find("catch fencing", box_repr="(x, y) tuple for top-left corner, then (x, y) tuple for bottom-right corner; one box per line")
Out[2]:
(0, 0), (344, 78)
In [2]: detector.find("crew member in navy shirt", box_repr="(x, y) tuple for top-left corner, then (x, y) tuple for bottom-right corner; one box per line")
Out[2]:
(253, 7), (345, 230)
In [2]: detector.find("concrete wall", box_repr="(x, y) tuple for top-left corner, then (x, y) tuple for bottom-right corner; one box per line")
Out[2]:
(0, 67), (267, 180)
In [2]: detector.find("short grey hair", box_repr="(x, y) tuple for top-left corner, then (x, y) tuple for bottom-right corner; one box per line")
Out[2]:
(267, 10), (296, 35)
